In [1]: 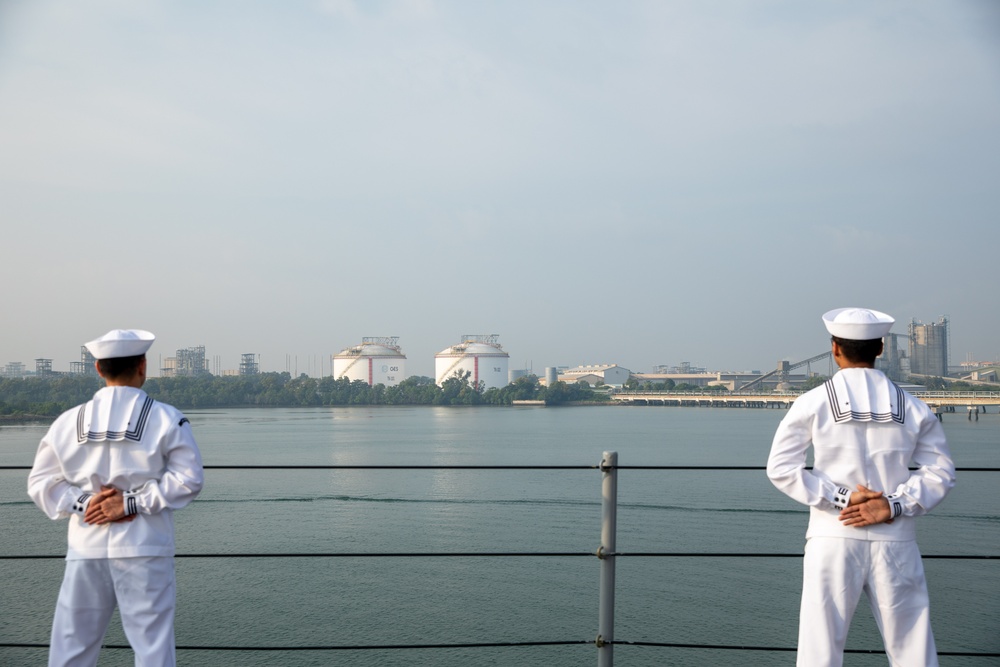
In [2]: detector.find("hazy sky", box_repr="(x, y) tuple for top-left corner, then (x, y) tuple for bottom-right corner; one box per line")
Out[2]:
(2, 0), (998, 378)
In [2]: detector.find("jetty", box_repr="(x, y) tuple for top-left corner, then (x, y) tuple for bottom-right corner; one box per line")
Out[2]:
(611, 391), (1000, 419)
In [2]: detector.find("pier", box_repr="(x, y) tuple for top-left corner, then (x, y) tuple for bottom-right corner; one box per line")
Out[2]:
(611, 391), (1000, 417)
(611, 392), (796, 409)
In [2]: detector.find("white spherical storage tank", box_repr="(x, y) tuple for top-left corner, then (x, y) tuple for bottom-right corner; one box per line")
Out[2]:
(333, 337), (406, 386)
(435, 334), (509, 390)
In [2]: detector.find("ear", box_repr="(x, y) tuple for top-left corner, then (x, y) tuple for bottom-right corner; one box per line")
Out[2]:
(136, 357), (148, 387)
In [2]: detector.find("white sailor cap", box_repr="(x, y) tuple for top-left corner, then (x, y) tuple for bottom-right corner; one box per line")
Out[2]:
(84, 329), (155, 360)
(822, 308), (894, 341)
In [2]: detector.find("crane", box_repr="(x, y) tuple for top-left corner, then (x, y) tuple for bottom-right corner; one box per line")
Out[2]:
(737, 351), (832, 392)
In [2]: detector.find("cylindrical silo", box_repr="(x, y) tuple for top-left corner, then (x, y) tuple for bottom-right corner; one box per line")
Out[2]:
(508, 368), (529, 384)
(544, 367), (559, 386)
(435, 334), (509, 390)
(333, 337), (406, 386)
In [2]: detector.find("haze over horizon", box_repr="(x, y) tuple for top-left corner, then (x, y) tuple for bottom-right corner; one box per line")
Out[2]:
(2, 1), (998, 379)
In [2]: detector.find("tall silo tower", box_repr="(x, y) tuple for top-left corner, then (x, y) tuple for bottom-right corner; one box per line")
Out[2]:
(908, 317), (949, 377)
(435, 334), (509, 389)
(334, 337), (407, 386)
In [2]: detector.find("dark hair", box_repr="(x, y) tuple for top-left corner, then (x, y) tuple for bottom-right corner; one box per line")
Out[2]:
(831, 336), (883, 365)
(97, 354), (146, 380)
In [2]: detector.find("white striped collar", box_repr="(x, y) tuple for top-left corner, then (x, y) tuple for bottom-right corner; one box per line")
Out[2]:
(76, 386), (154, 443)
(825, 368), (904, 424)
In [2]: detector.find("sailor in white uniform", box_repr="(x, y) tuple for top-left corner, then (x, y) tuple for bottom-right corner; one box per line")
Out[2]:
(28, 329), (204, 667)
(767, 308), (955, 667)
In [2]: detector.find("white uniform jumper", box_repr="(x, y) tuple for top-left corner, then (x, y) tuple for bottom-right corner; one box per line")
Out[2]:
(767, 368), (955, 667)
(28, 385), (204, 667)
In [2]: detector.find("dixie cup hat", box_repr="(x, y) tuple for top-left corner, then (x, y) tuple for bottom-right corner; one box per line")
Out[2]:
(822, 308), (894, 341)
(84, 329), (156, 360)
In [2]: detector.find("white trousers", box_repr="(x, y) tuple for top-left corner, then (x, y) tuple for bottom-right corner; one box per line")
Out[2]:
(49, 557), (176, 667)
(797, 537), (937, 667)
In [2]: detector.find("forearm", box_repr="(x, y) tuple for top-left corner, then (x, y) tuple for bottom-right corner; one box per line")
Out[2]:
(125, 470), (202, 514)
(769, 467), (851, 510)
(768, 414), (849, 510)
(27, 444), (90, 520)
(888, 419), (956, 517)
(125, 435), (204, 515)
(29, 480), (94, 520)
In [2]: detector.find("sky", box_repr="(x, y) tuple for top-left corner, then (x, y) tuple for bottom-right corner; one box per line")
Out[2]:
(2, 0), (999, 378)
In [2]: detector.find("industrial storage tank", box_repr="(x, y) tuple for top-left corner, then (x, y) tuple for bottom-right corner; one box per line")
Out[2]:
(435, 334), (509, 390)
(508, 368), (529, 384)
(333, 337), (406, 386)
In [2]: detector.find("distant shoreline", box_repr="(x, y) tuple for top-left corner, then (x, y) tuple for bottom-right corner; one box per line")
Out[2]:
(1, 401), (618, 423)
(0, 415), (51, 425)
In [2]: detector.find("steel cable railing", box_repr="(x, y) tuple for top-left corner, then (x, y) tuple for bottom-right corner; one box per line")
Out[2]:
(1, 462), (998, 662)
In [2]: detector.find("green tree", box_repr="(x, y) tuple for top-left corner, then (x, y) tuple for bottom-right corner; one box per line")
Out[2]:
(801, 375), (829, 391)
(436, 370), (482, 405)
(913, 376), (947, 390)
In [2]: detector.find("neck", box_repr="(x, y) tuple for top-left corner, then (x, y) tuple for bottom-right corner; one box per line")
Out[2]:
(97, 358), (146, 388)
(831, 341), (877, 371)
(837, 361), (875, 370)
(104, 375), (145, 389)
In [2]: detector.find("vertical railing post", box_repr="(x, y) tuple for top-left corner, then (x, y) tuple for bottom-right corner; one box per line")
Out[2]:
(597, 451), (618, 667)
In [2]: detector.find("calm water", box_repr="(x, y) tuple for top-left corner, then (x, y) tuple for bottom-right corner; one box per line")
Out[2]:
(1, 405), (997, 666)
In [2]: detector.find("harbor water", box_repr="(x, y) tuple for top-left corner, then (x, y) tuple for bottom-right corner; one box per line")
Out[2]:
(1, 405), (997, 666)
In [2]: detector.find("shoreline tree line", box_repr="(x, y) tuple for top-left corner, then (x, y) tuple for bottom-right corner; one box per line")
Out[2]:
(2, 372), (995, 420)
(0, 371), (607, 419)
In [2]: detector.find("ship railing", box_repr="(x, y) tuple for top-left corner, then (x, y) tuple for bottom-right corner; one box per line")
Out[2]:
(2, 456), (998, 665)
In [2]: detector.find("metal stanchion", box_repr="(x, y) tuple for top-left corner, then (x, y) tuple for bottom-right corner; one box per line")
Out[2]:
(597, 451), (618, 667)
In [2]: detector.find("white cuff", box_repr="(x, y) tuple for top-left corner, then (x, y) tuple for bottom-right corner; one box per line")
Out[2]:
(831, 485), (851, 510)
(885, 494), (903, 519)
(123, 492), (140, 516)
(70, 492), (93, 516)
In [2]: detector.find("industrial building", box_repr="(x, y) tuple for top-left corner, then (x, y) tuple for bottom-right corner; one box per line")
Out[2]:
(69, 347), (98, 376)
(909, 317), (949, 377)
(508, 368), (532, 384)
(653, 362), (707, 375)
(162, 346), (209, 377)
(1, 362), (26, 378)
(239, 353), (260, 376)
(560, 364), (631, 387)
(334, 337), (407, 387)
(632, 371), (739, 390)
(435, 334), (509, 389)
(874, 333), (909, 381)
